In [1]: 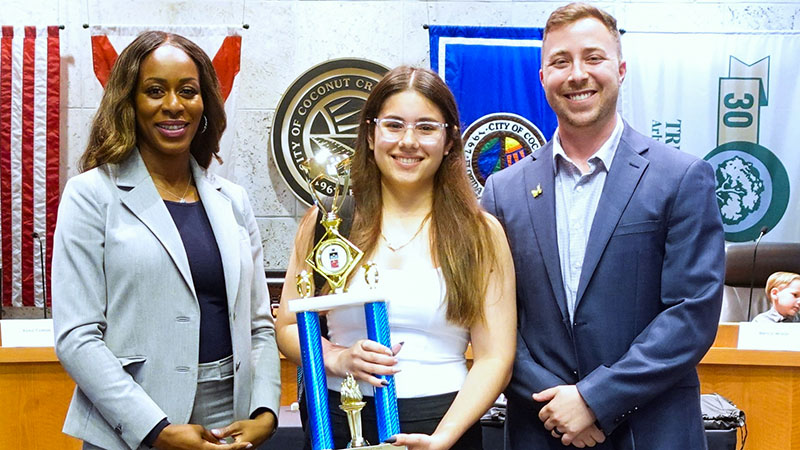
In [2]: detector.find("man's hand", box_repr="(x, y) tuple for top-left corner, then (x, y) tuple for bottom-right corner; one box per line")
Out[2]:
(212, 410), (277, 448)
(153, 424), (251, 450)
(566, 424), (606, 448)
(533, 385), (597, 446)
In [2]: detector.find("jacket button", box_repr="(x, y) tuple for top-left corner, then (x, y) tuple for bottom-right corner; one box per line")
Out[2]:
(114, 424), (123, 434)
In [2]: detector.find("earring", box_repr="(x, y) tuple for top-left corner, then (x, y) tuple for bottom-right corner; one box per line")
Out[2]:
(200, 115), (208, 134)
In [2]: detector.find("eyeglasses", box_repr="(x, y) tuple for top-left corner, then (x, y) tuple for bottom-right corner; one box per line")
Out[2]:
(372, 118), (448, 143)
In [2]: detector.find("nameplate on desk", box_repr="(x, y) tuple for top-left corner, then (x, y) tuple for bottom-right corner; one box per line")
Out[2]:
(738, 322), (800, 352)
(0, 319), (54, 347)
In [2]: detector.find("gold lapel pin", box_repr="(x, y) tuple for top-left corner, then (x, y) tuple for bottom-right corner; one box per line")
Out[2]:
(531, 183), (542, 198)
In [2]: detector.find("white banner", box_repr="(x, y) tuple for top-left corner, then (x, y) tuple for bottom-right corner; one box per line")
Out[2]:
(620, 31), (800, 244)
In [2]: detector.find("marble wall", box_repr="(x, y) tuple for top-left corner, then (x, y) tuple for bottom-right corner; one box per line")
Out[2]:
(6, 0), (800, 270)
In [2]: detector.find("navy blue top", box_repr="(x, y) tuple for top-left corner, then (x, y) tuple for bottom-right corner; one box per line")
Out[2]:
(165, 200), (233, 363)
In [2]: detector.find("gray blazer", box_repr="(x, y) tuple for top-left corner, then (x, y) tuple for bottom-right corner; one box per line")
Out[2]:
(52, 150), (281, 449)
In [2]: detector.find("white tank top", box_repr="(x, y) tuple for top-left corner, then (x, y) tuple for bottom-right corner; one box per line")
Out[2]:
(326, 267), (469, 398)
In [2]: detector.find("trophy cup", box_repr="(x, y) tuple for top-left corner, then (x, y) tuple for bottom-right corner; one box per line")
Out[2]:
(291, 149), (404, 450)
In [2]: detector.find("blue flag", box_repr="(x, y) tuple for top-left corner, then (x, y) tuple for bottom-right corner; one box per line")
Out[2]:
(429, 26), (557, 196)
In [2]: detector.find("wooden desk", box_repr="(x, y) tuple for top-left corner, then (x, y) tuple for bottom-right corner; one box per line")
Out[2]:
(0, 343), (299, 449)
(4, 323), (798, 449)
(698, 323), (800, 450)
(0, 346), (81, 449)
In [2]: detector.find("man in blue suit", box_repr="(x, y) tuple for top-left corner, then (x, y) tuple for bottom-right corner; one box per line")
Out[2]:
(480, 3), (725, 449)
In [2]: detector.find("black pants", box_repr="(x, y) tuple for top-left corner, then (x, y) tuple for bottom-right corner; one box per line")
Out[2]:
(301, 389), (483, 449)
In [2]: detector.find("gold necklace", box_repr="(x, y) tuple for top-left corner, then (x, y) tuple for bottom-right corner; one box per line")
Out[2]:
(381, 214), (431, 252)
(154, 178), (193, 203)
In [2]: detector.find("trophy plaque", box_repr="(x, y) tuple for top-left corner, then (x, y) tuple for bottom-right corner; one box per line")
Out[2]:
(291, 150), (405, 450)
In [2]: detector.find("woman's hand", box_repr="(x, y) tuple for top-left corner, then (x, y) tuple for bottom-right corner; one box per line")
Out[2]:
(211, 410), (277, 448)
(153, 424), (252, 450)
(325, 339), (403, 387)
(384, 433), (450, 450)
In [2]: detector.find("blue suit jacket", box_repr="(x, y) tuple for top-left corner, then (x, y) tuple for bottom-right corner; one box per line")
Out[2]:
(481, 124), (724, 450)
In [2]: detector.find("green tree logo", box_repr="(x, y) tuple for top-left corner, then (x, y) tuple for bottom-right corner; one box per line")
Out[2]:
(715, 156), (765, 225)
(705, 141), (789, 242)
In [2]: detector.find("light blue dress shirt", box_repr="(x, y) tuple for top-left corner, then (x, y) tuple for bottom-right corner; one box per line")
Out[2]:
(553, 114), (624, 320)
(751, 306), (800, 323)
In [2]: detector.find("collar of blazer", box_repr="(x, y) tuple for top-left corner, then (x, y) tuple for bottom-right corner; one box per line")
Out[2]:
(110, 148), (242, 310)
(523, 122), (651, 322)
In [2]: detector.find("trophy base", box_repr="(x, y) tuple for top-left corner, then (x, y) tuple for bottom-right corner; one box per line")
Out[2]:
(337, 445), (407, 450)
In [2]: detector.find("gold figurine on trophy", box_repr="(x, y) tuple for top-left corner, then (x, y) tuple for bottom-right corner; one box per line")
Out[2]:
(340, 374), (369, 448)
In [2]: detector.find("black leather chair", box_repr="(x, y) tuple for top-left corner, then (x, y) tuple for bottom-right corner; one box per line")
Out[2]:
(725, 242), (800, 288)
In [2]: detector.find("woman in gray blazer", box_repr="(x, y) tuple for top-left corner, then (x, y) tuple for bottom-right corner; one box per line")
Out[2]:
(52, 31), (280, 450)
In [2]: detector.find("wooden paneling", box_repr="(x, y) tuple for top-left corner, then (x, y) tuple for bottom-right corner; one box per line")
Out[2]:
(0, 356), (81, 449)
(699, 364), (799, 450)
(280, 358), (298, 407)
(698, 323), (800, 450)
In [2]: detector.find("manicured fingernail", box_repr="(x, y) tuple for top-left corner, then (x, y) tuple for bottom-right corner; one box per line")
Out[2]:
(246, 444), (253, 449)
(211, 428), (221, 435)
(383, 436), (397, 443)
(381, 379), (389, 386)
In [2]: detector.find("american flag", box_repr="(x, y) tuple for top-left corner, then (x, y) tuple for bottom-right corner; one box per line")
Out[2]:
(0, 26), (60, 308)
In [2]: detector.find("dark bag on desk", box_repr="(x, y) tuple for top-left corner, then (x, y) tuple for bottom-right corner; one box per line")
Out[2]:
(701, 393), (745, 430)
(702, 393), (746, 450)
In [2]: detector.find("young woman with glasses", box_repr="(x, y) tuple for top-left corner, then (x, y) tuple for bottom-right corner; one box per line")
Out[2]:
(276, 66), (516, 450)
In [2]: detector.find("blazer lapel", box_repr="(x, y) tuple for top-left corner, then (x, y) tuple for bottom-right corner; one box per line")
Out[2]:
(523, 144), (569, 320)
(575, 125), (649, 307)
(115, 150), (196, 298)
(193, 163), (241, 312)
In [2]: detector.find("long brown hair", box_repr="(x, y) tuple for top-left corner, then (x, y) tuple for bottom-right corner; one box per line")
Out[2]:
(80, 31), (226, 172)
(350, 66), (497, 327)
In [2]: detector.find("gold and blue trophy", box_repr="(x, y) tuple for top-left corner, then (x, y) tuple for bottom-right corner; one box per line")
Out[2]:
(291, 148), (403, 450)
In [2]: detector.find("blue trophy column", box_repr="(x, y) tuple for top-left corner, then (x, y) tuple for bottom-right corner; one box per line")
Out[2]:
(297, 311), (334, 450)
(364, 301), (401, 442)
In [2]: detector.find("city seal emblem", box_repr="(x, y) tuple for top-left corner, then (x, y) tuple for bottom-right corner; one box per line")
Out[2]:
(462, 113), (546, 197)
(270, 58), (389, 206)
